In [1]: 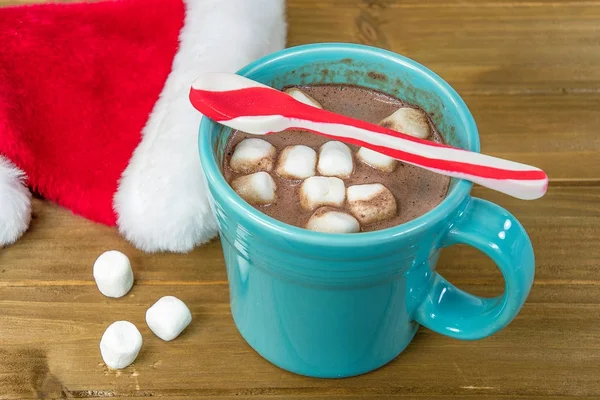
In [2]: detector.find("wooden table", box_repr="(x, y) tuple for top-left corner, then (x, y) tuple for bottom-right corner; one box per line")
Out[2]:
(2, 0), (599, 399)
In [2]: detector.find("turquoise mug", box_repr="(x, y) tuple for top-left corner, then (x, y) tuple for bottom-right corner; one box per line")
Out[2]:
(198, 43), (535, 378)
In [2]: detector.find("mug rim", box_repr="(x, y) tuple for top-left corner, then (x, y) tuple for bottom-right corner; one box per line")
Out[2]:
(198, 43), (479, 248)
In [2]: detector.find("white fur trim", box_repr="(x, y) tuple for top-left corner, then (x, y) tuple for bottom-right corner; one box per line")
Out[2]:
(0, 156), (32, 246)
(114, 0), (287, 253)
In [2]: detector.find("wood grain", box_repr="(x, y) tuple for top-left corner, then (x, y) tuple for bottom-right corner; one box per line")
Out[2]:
(4, 186), (599, 288)
(1, 187), (599, 399)
(1, 286), (600, 398)
(288, 0), (600, 93)
(1, 0), (599, 398)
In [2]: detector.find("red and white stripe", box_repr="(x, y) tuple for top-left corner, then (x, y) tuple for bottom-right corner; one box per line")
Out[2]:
(190, 73), (548, 200)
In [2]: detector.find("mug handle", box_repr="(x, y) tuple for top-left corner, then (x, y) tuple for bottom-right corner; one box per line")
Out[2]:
(414, 197), (535, 340)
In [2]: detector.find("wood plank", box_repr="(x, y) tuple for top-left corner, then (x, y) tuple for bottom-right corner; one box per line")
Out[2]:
(0, 197), (227, 284)
(287, 0), (600, 93)
(3, 0), (599, 94)
(3, 186), (598, 287)
(42, 397), (595, 400)
(464, 94), (600, 181)
(1, 285), (599, 398)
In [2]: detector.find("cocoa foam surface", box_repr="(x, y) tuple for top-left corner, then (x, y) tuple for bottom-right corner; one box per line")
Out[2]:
(222, 84), (450, 232)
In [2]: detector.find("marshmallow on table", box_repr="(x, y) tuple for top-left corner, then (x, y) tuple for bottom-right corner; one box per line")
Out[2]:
(100, 321), (142, 370)
(284, 88), (323, 109)
(380, 107), (431, 139)
(230, 138), (276, 174)
(146, 296), (192, 341)
(317, 141), (354, 178)
(93, 250), (134, 298)
(356, 147), (398, 173)
(347, 183), (397, 225)
(306, 208), (360, 234)
(276, 145), (317, 179)
(300, 176), (345, 211)
(231, 171), (277, 205)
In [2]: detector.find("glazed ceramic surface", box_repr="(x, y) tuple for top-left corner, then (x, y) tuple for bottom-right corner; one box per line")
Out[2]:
(198, 43), (535, 378)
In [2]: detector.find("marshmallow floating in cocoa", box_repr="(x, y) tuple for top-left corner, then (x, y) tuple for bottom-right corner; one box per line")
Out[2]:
(356, 147), (398, 173)
(93, 250), (134, 298)
(276, 145), (317, 179)
(317, 141), (354, 178)
(300, 176), (346, 211)
(230, 138), (276, 174)
(284, 88), (323, 109)
(146, 296), (192, 342)
(99, 321), (143, 370)
(380, 107), (431, 139)
(347, 183), (397, 225)
(231, 171), (277, 205)
(306, 208), (360, 234)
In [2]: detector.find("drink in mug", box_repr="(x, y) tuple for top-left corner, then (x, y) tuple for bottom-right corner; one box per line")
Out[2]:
(223, 84), (450, 233)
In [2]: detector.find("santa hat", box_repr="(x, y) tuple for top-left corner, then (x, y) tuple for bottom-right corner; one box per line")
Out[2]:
(0, 0), (286, 251)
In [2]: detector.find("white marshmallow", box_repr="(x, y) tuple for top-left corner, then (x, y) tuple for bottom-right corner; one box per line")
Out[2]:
(230, 138), (276, 174)
(306, 208), (360, 234)
(380, 107), (431, 139)
(276, 145), (317, 179)
(231, 172), (277, 205)
(146, 296), (192, 342)
(347, 183), (397, 225)
(93, 250), (134, 298)
(317, 141), (354, 178)
(299, 176), (346, 211)
(100, 321), (142, 370)
(356, 147), (398, 173)
(284, 88), (323, 109)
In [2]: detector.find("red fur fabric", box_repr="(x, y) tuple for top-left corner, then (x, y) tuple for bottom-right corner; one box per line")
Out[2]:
(0, 0), (184, 225)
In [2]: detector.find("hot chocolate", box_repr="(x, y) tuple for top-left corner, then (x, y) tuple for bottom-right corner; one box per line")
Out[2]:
(222, 84), (450, 233)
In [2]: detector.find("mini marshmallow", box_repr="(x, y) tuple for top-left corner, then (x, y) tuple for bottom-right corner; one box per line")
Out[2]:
(356, 147), (398, 173)
(347, 183), (397, 225)
(100, 321), (142, 370)
(380, 107), (431, 139)
(317, 141), (354, 178)
(300, 176), (346, 210)
(146, 296), (192, 341)
(306, 208), (360, 234)
(93, 250), (134, 298)
(276, 145), (317, 179)
(284, 88), (323, 109)
(231, 172), (277, 205)
(230, 138), (276, 174)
